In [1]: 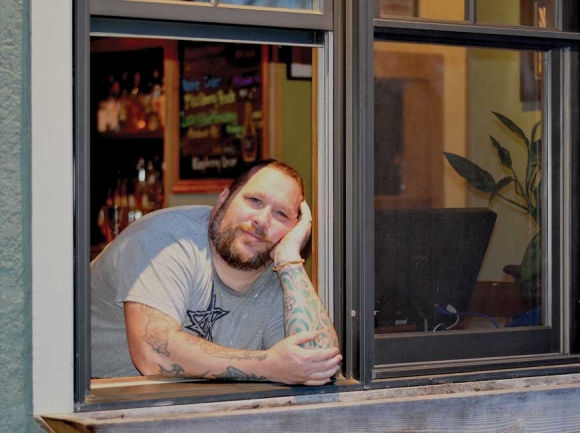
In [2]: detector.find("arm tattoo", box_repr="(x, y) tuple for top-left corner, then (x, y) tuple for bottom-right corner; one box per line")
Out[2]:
(141, 305), (174, 357)
(157, 363), (185, 377)
(278, 266), (337, 349)
(182, 334), (268, 361)
(214, 367), (267, 382)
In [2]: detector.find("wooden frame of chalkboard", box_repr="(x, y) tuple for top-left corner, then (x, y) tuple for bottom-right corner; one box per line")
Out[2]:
(173, 41), (269, 194)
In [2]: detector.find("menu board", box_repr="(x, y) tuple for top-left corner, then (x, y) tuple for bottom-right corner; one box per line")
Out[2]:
(178, 42), (266, 190)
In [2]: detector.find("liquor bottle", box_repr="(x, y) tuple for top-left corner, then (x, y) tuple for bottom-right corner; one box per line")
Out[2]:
(146, 68), (163, 131)
(131, 71), (146, 130)
(144, 159), (163, 211)
(134, 157), (146, 215)
(241, 100), (258, 163)
(105, 74), (121, 132)
(118, 71), (131, 131)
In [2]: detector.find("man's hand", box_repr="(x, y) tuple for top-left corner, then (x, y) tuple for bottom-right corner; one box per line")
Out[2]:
(271, 201), (312, 263)
(265, 331), (341, 386)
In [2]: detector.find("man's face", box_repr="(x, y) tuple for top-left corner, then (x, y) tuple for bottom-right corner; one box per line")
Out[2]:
(209, 167), (302, 271)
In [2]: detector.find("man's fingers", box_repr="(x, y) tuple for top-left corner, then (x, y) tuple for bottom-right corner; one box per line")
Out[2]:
(299, 201), (312, 224)
(307, 365), (340, 381)
(303, 378), (331, 386)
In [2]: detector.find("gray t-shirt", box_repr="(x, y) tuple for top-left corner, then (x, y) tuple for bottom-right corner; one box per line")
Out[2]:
(91, 205), (284, 378)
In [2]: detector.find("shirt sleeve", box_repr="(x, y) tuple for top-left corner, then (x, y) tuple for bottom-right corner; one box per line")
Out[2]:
(113, 228), (200, 325)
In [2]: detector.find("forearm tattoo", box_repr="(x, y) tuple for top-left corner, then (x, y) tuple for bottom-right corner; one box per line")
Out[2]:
(278, 266), (338, 348)
(141, 305), (173, 356)
(214, 367), (267, 382)
(157, 363), (185, 377)
(140, 305), (269, 381)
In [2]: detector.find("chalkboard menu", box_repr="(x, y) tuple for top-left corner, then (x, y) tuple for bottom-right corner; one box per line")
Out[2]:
(178, 42), (266, 191)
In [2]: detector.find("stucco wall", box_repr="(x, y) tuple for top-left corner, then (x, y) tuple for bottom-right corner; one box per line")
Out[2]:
(0, 0), (40, 431)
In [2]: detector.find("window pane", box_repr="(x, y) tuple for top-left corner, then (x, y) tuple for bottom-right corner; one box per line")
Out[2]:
(219, 0), (314, 9)
(477, 0), (557, 29)
(373, 40), (545, 362)
(379, 0), (466, 22)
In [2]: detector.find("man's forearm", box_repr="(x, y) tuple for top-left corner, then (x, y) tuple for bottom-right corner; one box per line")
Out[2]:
(150, 331), (270, 380)
(276, 263), (339, 349)
(134, 304), (270, 380)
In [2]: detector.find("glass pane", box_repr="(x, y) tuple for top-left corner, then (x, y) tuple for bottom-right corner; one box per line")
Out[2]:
(380, 0), (466, 22)
(90, 37), (318, 384)
(218, 0), (314, 9)
(477, 0), (557, 29)
(373, 41), (545, 358)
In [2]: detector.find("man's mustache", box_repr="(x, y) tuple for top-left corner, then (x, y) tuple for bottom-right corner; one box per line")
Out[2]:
(239, 223), (268, 242)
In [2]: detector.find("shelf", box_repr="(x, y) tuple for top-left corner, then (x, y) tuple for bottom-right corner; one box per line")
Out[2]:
(98, 129), (164, 140)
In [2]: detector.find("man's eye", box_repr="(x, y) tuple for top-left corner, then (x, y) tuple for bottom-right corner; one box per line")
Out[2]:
(248, 197), (261, 205)
(274, 210), (288, 220)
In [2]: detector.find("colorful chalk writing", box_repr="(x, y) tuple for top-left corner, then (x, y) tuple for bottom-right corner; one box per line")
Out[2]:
(178, 41), (264, 184)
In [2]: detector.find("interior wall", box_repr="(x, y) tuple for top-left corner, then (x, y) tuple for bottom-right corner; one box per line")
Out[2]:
(374, 41), (468, 209)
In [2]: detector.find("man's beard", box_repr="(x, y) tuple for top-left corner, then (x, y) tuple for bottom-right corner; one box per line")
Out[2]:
(209, 206), (273, 271)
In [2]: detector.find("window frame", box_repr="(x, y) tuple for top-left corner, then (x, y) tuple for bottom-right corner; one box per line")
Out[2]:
(72, 1), (346, 411)
(347, 6), (580, 382)
(90, 0), (334, 31)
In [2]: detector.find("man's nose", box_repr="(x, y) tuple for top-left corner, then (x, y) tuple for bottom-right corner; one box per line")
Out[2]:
(252, 208), (270, 231)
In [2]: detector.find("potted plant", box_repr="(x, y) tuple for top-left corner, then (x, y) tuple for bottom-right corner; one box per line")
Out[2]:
(443, 111), (541, 301)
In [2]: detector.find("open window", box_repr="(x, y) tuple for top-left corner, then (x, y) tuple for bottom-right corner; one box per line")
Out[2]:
(74, 0), (339, 409)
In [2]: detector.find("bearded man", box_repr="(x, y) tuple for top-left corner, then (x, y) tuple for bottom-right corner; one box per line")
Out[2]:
(90, 159), (340, 385)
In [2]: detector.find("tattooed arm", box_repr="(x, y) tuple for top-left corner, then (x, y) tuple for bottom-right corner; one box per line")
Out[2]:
(124, 301), (340, 385)
(272, 201), (339, 349)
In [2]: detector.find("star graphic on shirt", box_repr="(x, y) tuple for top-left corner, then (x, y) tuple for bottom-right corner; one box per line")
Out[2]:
(185, 292), (229, 342)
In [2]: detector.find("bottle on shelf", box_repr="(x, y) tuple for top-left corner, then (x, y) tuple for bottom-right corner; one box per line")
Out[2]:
(241, 99), (258, 163)
(105, 74), (121, 132)
(144, 158), (163, 212)
(118, 70), (131, 131)
(130, 71), (147, 131)
(134, 157), (147, 217)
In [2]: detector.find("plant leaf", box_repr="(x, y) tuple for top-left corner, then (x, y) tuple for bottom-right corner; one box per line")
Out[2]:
(531, 139), (542, 165)
(491, 111), (530, 147)
(533, 183), (541, 226)
(490, 135), (513, 168)
(443, 152), (496, 193)
(489, 176), (514, 204)
(521, 230), (541, 282)
(531, 121), (541, 144)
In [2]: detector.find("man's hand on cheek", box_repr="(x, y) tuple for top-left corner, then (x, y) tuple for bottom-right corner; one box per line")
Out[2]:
(271, 201), (312, 264)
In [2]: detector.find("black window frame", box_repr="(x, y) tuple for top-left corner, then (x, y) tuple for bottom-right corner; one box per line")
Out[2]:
(346, 0), (580, 384)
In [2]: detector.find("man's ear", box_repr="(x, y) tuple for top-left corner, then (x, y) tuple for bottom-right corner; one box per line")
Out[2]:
(216, 187), (230, 209)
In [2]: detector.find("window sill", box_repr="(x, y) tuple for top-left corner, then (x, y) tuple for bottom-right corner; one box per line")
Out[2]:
(38, 370), (580, 432)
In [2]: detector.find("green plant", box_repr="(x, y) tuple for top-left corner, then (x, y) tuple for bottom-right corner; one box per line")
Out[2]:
(443, 111), (541, 285)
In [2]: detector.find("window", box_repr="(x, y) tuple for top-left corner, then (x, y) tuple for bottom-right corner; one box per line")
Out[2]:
(361, 1), (580, 380)
(74, 1), (338, 410)
(31, 0), (580, 421)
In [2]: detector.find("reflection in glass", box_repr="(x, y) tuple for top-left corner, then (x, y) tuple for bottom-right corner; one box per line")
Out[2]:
(477, 0), (557, 29)
(373, 41), (544, 347)
(219, 0), (313, 9)
(379, 0), (465, 22)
